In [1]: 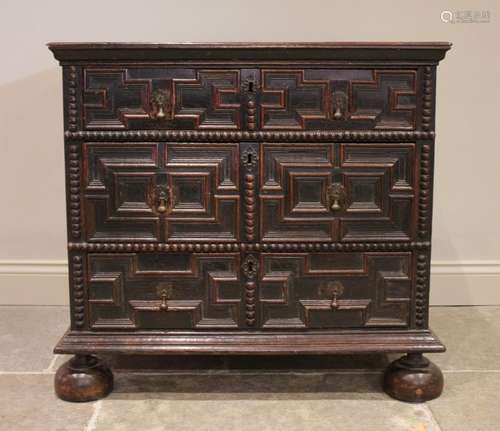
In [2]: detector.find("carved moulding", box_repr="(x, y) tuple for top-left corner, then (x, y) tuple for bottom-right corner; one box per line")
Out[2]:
(68, 241), (430, 253)
(415, 252), (430, 328)
(241, 254), (259, 326)
(65, 130), (435, 142)
(418, 143), (432, 238)
(70, 255), (85, 329)
(68, 144), (81, 239)
(422, 66), (433, 131)
(65, 65), (78, 132)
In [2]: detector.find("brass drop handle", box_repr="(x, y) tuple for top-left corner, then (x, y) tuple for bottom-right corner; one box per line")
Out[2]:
(156, 106), (166, 120)
(156, 185), (174, 214)
(331, 289), (341, 309)
(151, 88), (172, 120)
(157, 283), (173, 311)
(333, 106), (342, 120)
(158, 201), (167, 214)
(331, 197), (341, 211)
(327, 183), (346, 212)
(332, 91), (348, 120)
(159, 289), (169, 310)
(321, 281), (345, 310)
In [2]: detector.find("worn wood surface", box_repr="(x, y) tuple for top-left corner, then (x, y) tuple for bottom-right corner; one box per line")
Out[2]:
(50, 42), (450, 401)
(383, 353), (444, 402)
(54, 355), (113, 402)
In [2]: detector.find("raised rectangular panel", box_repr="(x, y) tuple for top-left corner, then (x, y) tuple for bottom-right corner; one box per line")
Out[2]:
(259, 69), (417, 130)
(259, 142), (416, 242)
(259, 252), (412, 329)
(83, 142), (161, 241)
(339, 143), (416, 241)
(83, 68), (242, 130)
(165, 143), (240, 242)
(87, 253), (243, 329)
(259, 143), (335, 241)
(82, 142), (241, 242)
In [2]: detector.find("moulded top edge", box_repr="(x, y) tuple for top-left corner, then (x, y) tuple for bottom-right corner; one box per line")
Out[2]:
(47, 41), (452, 63)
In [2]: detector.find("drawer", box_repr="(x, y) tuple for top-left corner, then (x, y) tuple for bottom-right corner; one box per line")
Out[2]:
(79, 66), (422, 131)
(259, 142), (418, 242)
(259, 68), (419, 130)
(87, 252), (244, 330)
(84, 251), (412, 331)
(258, 251), (412, 329)
(78, 141), (420, 243)
(82, 67), (243, 130)
(81, 142), (241, 242)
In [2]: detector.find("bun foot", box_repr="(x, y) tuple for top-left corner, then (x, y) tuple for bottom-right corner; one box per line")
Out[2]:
(383, 353), (443, 402)
(55, 355), (113, 402)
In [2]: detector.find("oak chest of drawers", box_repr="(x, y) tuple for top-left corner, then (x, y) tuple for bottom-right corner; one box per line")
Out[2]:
(49, 42), (451, 402)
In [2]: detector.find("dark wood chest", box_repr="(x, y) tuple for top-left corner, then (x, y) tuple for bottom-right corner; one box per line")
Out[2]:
(49, 42), (451, 402)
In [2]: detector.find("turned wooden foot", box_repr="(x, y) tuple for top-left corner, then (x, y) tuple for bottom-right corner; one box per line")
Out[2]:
(383, 353), (443, 402)
(54, 355), (113, 402)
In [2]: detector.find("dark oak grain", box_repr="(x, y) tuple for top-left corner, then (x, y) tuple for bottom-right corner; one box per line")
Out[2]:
(54, 355), (113, 402)
(51, 42), (450, 402)
(48, 42), (451, 62)
(383, 353), (444, 402)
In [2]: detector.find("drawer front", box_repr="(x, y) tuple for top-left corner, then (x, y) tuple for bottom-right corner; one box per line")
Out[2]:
(87, 253), (243, 330)
(258, 252), (412, 329)
(82, 142), (240, 242)
(84, 251), (412, 331)
(82, 67), (243, 130)
(259, 68), (418, 130)
(259, 142), (416, 242)
(79, 67), (421, 131)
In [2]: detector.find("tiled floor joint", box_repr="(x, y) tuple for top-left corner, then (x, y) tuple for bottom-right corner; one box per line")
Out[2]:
(1, 305), (499, 430)
(43, 354), (59, 373)
(421, 404), (443, 431)
(84, 400), (102, 431)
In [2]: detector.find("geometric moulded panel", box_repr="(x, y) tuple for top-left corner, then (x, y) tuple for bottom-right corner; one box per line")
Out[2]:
(87, 253), (242, 329)
(259, 252), (412, 329)
(82, 142), (240, 242)
(259, 142), (416, 242)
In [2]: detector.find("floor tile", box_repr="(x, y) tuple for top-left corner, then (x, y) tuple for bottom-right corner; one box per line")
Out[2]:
(428, 306), (500, 370)
(97, 390), (439, 431)
(0, 306), (69, 372)
(0, 374), (94, 431)
(429, 372), (500, 431)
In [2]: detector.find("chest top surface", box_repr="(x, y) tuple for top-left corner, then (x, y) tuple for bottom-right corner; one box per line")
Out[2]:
(48, 41), (451, 62)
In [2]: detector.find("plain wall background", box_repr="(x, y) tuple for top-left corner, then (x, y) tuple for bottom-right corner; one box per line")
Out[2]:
(1, 0), (499, 304)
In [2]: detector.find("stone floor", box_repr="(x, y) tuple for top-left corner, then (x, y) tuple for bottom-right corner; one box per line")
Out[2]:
(1, 306), (499, 431)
